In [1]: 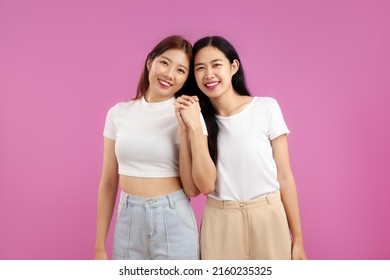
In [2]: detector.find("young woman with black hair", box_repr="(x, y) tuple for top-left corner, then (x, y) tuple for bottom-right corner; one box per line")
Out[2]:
(176, 36), (306, 260)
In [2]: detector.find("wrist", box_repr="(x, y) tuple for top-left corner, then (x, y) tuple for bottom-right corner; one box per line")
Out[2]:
(95, 243), (106, 252)
(292, 237), (304, 246)
(188, 124), (202, 133)
(188, 125), (203, 140)
(178, 127), (189, 138)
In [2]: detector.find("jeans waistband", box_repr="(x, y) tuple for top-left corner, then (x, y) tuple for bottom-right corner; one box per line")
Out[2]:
(120, 189), (188, 209)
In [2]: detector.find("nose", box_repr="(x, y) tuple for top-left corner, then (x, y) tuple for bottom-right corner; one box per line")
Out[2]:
(205, 66), (215, 79)
(164, 66), (175, 80)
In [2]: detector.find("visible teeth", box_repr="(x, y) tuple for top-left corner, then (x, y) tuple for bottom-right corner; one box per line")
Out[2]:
(160, 80), (171, 86)
(206, 82), (219, 87)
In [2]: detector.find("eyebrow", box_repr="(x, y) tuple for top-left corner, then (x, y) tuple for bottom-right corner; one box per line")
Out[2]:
(194, 59), (223, 67)
(160, 56), (189, 71)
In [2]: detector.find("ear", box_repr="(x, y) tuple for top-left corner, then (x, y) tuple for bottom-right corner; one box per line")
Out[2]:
(146, 58), (152, 71)
(231, 59), (240, 75)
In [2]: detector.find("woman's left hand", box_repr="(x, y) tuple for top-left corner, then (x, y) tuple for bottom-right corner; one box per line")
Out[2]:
(174, 95), (201, 130)
(292, 243), (307, 260)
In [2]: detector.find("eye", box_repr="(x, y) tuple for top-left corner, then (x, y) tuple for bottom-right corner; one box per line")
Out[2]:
(178, 68), (186, 74)
(213, 63), (222, 68)
(195, 66), (205, 71)
(160, 60), (168, 66)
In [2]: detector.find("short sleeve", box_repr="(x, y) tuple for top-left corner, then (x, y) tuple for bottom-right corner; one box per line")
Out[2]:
(268, 100), (290, 140)
(103, 105), (117, 140)
(199, 113), (208, 136)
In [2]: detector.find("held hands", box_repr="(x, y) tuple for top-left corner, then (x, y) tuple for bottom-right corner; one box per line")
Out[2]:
(174, 95), (201, 132)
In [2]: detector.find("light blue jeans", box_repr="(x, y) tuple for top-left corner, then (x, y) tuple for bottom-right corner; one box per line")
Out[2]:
(113, 189), (199, 260)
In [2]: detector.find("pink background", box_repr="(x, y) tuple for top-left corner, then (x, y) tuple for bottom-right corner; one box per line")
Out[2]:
(1, 0), (389, 260)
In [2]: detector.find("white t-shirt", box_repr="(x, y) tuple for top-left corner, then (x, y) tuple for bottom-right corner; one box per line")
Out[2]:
(209, 97), (290, 201)
(103, 96), (207, 178)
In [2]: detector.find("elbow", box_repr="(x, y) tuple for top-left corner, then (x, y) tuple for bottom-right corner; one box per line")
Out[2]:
(184, 188), (201, 198)
(191, 168), (217, 195)
(196, 179), (216, 195)
(194, 174), (216, 195)
(181, 177), (201, 197)
(277, 174), (295, 187)
(200, 186), (214, 195)
(98, 176), (119, 192)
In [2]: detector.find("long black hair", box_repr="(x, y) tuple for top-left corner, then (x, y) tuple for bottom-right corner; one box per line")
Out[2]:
(192, 36), (251, 164)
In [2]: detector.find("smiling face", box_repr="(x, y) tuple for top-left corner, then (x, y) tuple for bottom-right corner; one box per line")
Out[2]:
(145, 48), (190, 102)
(194, 45), (239, 100)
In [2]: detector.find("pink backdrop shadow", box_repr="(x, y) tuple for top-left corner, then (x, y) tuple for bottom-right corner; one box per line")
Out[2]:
(1, 0), (389, 259)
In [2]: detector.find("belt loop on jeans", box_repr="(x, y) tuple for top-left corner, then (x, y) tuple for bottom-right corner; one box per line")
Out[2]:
(220, 200), (224, 208)
(266, 195), (271, 205)
(167, 194), (175, 209)
(125, 195), (129, 209)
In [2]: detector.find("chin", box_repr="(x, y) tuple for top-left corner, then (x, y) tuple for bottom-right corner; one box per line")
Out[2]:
(204, 90), (222, 99)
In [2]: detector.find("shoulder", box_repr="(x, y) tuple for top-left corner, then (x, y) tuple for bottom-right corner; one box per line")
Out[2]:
(252, 96), (278, 107)
(108, 99), (139, 113)
(249, 96), (280, 113)
(105, 100), (137, 124)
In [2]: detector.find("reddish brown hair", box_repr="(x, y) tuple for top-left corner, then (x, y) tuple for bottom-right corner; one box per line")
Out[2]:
(135, 35), (193, 99)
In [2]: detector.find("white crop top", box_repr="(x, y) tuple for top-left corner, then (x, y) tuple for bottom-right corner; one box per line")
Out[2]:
(103, 96), (207, 178)
(209, 97), (290, 201)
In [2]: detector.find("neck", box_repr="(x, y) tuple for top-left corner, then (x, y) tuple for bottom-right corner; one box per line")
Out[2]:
(144, 90), (173, 103)
(210, 90), (246, 116)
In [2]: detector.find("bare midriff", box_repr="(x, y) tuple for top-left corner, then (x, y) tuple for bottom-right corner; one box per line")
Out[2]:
(119, 175), (182, 197)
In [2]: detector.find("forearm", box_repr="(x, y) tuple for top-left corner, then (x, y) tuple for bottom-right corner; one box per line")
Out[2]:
(189, 127), (216, 195)
(279, 176), (304, 245)
(178, 130), (201, 197)
(271, 135), (306, 259)
(95, 181), (118, 251)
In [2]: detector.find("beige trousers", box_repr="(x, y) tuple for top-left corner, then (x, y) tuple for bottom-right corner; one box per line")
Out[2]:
(200, 192), (292, 260)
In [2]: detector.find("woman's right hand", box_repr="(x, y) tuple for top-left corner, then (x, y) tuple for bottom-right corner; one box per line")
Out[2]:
(174, 95), (200, 131)
(94, 249), (108, 260)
